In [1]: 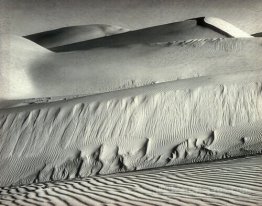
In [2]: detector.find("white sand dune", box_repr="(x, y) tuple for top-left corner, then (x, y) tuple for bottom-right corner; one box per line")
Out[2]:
(2, 0), (262, 36)
(47, 17), (252, 52)
(24, 24), (129, 49)
(0, 35), (51, 107)
(1, 155), (262, 206)
(0, 68), (262, 187)
(1, 36), (262, 107)
(203, 17), (252, 38)
(1, 1), (262, 204)
(48, 17), (230, 52)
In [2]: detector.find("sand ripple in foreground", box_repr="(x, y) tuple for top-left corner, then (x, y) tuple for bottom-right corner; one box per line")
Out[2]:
(1, 155), (262, 206)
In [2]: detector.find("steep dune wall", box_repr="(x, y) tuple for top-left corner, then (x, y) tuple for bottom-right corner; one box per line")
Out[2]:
(0, 70), (261, 187)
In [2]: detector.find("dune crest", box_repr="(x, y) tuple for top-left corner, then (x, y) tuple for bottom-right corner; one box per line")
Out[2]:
(49, 17), (230, 52)
(1, 37), (262, 107)
(204, 17), (252, 38)
(47, 17), (252, 52)
(25, 24), (129, 49)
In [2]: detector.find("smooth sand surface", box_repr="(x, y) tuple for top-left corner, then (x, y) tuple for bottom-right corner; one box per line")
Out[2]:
(49, 17), (229, 52)
(49, 17), (251, 52)
(1, 36), (261, 106)
(1, 155), (262, 205)
(25, 24), (129, 49)
(204, 17), (252, 38)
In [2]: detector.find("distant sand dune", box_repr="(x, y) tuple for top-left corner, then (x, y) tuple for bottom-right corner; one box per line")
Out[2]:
(1, 155), (262, 205)
(46, 17), (251, 52)
(25, 24), (129, 49)
(49, 17), (229, 52)
(203, 17), (252, 38)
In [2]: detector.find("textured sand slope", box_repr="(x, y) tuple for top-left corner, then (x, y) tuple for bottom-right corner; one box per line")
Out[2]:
(1, 37), (262, 105)
(1, 155), (262, 206)
(0, 69), (262, 187)
(50, 17), (230, 52)
(25, 24), (129, 49)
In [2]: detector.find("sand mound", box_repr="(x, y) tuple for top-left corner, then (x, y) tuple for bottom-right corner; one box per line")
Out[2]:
(0, 69), (262, 187)
(49, 17), (252, 52)
(25, 24), (129, 49)
(1, 37), (262, 107)
(204, 17), (252, 38)
(49, 17), (247, 52)
(1, 155), (261, 205)
(0, 35), (50, 102)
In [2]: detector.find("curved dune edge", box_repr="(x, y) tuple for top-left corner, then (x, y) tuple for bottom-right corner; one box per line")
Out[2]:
(0, 69), (262, 187)
(24, 24), (129, 49)
(49, 17), (229, 52)
(48, 17), (252, 52)
(203, 17), (252, 38)
(1, 155), (262, 205)
(1, 37), (262, 106)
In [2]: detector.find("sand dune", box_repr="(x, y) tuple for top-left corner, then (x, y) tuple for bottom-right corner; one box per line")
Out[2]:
(203, 17), (252, 38)
(1, 36), (262, 107)
(1, 1), (262, 204)
(3, 0), (262, 36)
(0, 35), (51, 106)
(49, 17), (250, 52)
(1, 155), (262, 205)
(25, 24), (129, 49)
(0, 68), (262, 187)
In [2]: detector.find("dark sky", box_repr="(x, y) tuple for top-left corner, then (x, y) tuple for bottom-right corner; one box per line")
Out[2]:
(1, 0), (262, 35)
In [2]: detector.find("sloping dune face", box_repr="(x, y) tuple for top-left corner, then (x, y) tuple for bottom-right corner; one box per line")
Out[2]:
(203, 17), (252, 38)
(1, 37), (262, 106)
(49, 18), (229, 52)
(0, 69), (262, 187)
(49, 17), (253, 52)
(0, 35), (50, 103)
(25, 24), (129, 49)
(1, 156), (262, 206)
(23, 17), (251, 53)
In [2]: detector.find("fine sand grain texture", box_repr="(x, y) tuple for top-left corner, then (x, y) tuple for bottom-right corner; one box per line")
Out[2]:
(0, 69), (262, 187)
(1, 155), (262, 206)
